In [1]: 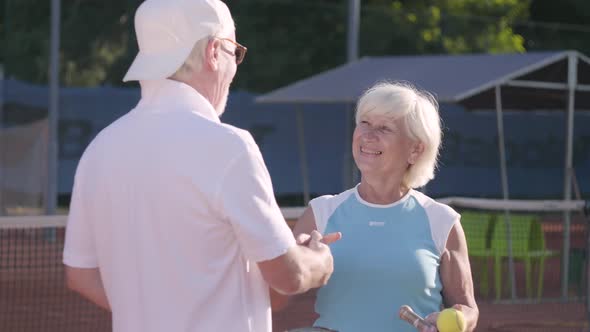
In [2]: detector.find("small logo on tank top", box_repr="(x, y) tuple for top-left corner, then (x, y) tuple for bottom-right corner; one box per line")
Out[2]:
(368, 221), (385, 227)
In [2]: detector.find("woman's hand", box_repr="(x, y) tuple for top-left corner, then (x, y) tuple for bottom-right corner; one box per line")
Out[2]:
(296, 231), (342, 246)
(422, 304), (468, 332)
(422, 310), (439, 331)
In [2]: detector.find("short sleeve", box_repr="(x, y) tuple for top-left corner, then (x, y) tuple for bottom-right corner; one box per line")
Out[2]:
(216, 141), (296, 262)
(425, 202), (460, 255)
(62, 157), (98, 268)
(309, 191), (355, 234)
(309, 196), (332, 234)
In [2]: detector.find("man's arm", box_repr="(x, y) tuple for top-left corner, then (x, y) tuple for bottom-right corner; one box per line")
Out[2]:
(266, 207), (341, 311)
(65, 266), (111, 311)
(258, 230), (333, 296)
(270, 287), (291, 311)
(216, 142), (340, 302)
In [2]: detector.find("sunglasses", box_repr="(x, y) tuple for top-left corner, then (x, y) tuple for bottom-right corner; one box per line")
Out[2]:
(217, 38), (247, 65)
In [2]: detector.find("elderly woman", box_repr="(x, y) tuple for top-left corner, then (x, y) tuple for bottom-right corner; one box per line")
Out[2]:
(287, 82), (478, 332)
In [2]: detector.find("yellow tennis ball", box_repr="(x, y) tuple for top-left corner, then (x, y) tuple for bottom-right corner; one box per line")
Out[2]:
(436, 308), (465, 332)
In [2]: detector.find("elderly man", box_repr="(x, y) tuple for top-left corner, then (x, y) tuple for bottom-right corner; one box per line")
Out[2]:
(62, 1), (338, 331)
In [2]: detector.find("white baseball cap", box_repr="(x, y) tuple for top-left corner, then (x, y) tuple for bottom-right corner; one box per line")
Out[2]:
(123, 0), (234, 82)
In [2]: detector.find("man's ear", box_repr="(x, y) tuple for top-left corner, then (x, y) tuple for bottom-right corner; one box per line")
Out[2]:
(408, 142), (425, 165)
(204, 38), (220, 71)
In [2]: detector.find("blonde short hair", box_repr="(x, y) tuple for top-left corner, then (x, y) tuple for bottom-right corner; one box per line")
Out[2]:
(355, 81), (442, 188)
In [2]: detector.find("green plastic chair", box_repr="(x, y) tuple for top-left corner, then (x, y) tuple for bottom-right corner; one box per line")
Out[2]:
(460, 211), (495, 297)
(528, 219), (559, 297)
(490, 214), (558, 300)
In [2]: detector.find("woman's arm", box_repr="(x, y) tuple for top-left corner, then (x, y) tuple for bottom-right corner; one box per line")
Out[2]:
(293, 206), (320, 237)
(438, 221), (479, 331)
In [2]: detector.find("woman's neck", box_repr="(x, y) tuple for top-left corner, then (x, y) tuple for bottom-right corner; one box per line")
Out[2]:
(357, 176), (409, 205)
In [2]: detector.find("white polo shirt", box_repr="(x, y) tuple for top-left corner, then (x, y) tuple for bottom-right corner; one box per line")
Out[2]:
(63, 79), (296, 332)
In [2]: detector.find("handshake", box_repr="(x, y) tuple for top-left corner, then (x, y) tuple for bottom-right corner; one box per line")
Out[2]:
(267, 229), (342, 303)
(294, 230), (342, 289)
(295, 230), (342, 247)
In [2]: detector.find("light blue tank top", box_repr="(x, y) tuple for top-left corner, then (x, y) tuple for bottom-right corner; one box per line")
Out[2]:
(310, 186), (458, 332)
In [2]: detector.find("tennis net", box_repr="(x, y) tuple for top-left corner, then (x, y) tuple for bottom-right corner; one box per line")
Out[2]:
(1, 199), (588, 332)
(0, 215), (110, 332)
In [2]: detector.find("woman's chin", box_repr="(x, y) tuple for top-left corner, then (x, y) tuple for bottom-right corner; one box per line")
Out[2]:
(356, 165), (380, 176)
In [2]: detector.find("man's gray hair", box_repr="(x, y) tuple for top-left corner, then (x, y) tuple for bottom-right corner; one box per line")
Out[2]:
(169, 37), (210, 82)
(355, 81), (442, 188)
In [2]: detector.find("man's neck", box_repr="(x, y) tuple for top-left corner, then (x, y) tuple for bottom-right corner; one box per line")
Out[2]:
(180, 77), (220, 114)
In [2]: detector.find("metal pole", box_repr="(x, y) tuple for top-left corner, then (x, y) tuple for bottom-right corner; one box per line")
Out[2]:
(295, 109), (310, 206)
(351, 137), (359, 185)
(0, 65), (4, 215)
(495, 85), (517, 300)
(347, 0), (360, 62)
(561, 53), (577, 298)
(2, 0), (12, 217)
(344, 0), (360, 189)
(585, 201), (590, 326)
(343, 104), (356, 190)
(350, 107), (359, 185)
(46, 0), (61, 215)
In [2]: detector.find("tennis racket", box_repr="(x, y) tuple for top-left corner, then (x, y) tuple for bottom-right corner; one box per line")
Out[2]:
(399, 305), (434, 330)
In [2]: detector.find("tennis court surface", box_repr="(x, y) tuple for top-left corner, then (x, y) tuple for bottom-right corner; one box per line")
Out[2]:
(1, 211), (587, 332)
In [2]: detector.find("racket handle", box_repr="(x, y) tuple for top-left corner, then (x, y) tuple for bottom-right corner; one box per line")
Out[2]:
(399, 305), (433, 330)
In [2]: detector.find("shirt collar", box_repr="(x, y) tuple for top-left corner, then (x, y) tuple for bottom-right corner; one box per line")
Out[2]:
(137, 79), (220, 123)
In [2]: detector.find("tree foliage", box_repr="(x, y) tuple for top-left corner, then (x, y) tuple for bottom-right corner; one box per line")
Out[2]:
(2, 0), (140, 86)
(1, 0), (588, 92)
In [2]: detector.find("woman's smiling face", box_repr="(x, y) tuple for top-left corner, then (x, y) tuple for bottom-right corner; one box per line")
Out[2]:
(352, 113), (416, 179)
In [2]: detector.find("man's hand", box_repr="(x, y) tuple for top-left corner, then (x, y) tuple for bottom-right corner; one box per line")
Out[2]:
(268, 230), (342, 311)
(299, 230), (339, 286)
